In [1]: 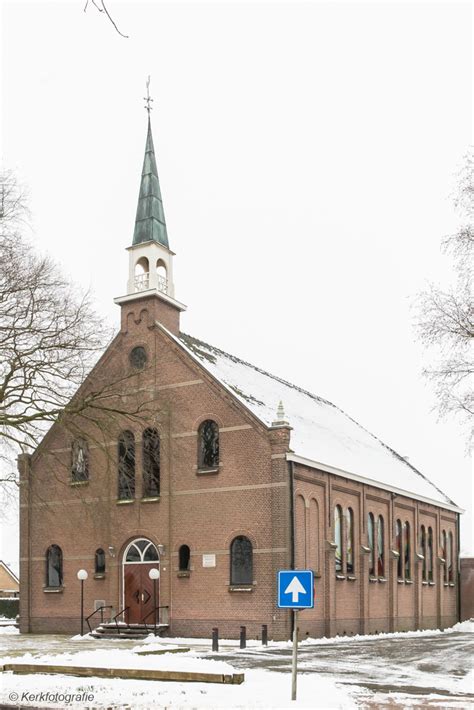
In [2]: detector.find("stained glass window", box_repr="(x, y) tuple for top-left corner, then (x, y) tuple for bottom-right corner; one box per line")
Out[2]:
(377, 515), (385, 577)
(404, 521), (411, 580)
(345, 508), (354, 573)
(448, 531), (454, 583)
(95, 548), (106, 575)
(420, 525), (427, 581)
(396, 519), (403, 579)
(118, 430), (135, 500)
(143, 428), (160, 497)
(230, 536), (253, 585)
(334, 505), (343, 573)
(427, 527), (433, 582)
(198, 420), (219, 469)
(71, 439), (88, 482)
(368, 513), (375, 577)
(46, 545), (63, 587)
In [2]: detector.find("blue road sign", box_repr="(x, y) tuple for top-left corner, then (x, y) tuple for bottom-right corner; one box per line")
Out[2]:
(277, 570), (314, 609)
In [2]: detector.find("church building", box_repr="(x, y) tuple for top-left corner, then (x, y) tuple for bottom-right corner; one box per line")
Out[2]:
(19, 116), (461, 639)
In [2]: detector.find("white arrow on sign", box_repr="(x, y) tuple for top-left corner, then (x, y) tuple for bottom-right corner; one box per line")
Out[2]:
(284, 576), (306, 603)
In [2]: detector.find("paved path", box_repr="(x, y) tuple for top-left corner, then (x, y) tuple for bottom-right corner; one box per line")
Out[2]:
(210, 632), (474, 707)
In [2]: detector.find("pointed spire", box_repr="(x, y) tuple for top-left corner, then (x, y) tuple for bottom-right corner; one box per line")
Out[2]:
(132, 116), (169, 248)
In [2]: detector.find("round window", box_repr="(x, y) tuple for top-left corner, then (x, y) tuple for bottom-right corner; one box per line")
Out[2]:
(129, 346), (147, 370)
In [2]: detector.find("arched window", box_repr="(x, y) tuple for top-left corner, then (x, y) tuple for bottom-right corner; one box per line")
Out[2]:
(442, 530), (448, 583)
(420, 525), (427, 581)
(448, 531), (454, 583)
(404, 521), (411, 580)
(125, 538), (159, 563)
(396, 519), (403, 579)
(46, 545), (63, 588)
(368, 513), (375, 577)
(118, 430), (135, 500)
(95, 548), (106, 575)
(143, 428), (160, 497)
(134, 256), (149, 291)
(71, 439), (88, 482)
(156, 260), (168, 293)
(179, 545), (190, 571)
(345, 508), (354, 574)
(230, 536), (253, 585)
(198, 420), (219, 470)
(427, 527), (433, 583)
(377, 515), (385, 577)
(334, 505), (343, 573)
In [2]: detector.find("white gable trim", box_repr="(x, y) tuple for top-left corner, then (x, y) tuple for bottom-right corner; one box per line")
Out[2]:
(0, 560), (19, 585)
(287, 453), (464, 514)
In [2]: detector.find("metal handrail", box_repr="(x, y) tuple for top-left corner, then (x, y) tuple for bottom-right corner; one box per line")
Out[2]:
(113, 606), (130, 634)
(85, 605), (113, 634)
(141, 605), (169, 635)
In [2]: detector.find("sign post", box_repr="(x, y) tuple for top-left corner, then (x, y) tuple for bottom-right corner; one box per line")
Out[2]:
(277, 570), (314, 702)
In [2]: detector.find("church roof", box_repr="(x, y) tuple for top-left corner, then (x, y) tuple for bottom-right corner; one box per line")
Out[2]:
(132, 119), (169, 248)
(175, 332), (458, 510)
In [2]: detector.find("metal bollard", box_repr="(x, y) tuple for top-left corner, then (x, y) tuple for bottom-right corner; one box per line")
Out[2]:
(262, 624), (268, 646)
(212, 627), (219, 652)
(240, 625), (246, 649)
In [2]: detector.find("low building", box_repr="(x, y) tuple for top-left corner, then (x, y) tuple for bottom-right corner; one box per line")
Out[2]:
(0, 561), (19, 599)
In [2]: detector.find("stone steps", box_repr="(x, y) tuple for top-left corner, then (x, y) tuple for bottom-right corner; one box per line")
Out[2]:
(91, 622), (168, 639)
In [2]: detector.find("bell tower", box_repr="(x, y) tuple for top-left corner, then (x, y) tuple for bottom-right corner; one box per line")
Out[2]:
(114, 85), (186, 334)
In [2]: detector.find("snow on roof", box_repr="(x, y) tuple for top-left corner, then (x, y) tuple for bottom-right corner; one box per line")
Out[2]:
(0, 561), (19, 585)
(175, 332), (457, 510)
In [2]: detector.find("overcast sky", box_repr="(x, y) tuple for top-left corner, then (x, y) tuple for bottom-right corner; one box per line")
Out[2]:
(1, 0), (472, 571)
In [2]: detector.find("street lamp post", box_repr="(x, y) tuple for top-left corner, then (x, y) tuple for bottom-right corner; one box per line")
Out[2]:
(77, 569), (88, 636)
(148, 568), (160, 636)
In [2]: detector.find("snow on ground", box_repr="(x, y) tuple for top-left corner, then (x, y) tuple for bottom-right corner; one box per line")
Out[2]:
(0, 624), (18, 635)
(0, 621), (472, 708)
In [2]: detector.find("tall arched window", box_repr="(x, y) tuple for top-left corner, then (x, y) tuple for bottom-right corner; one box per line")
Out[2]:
(46, 545), (63, 588)
(377, 515), (385, 577)
(420, 525), (427, 581)
(230, 536), (253, 585)
(427, 527), (433, 583)
(134, 256), (149, 291)
(71, 439), (88, 482)
(448, 531), (454, 583)
(118, 430), (135, 500)
(179, 544), (190, 572)
(198, 420), (219, 470)
(156, 259), (168, 294)
(345, 508), (354, 574)
(442, 530), (448, 583)
(404, 521), (411, 580)
(334, 505), (343, 573)
(95, 548), (106, 575)
(143, 428), (160, 497)
(396, 519), (403, 579)
(368, 513), (375, 577)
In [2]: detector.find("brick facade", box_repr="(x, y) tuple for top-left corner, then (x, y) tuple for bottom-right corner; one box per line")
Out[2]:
(18, 291), (460, 639)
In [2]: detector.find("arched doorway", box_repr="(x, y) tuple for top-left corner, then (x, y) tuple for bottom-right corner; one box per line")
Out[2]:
(123, 538), (160, 624)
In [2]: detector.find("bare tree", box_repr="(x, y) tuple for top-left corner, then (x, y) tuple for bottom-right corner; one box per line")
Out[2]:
(0, 171), (153, 487)
(415, 149), (473, 447)
(83, 0), (129, 38)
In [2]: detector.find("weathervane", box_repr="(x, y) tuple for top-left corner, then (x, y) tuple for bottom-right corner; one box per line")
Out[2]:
(144, 75), (153, 115)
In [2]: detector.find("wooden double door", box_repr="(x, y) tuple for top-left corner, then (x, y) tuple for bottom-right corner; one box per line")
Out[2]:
(124, 563), (159, 624)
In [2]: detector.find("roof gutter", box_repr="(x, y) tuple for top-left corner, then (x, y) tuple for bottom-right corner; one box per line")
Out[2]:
(286, 453), (464, 514)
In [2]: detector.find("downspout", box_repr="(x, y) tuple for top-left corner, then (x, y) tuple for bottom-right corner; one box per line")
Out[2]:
(456, 512), (461, 622)
(289, 459), (295, 636)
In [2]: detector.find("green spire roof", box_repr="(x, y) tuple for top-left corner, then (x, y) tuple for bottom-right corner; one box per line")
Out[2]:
(132, 118), (169, 248)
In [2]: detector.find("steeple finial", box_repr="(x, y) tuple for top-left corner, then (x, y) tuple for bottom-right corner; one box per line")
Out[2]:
(144, 75), (153, 116)
(132, 79), (169, 248)
(272, 400), (289, 427)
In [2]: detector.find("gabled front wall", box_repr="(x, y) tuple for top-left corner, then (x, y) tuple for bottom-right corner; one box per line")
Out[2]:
(293, 463), (459, 639)
(19, 301), (292, 638)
